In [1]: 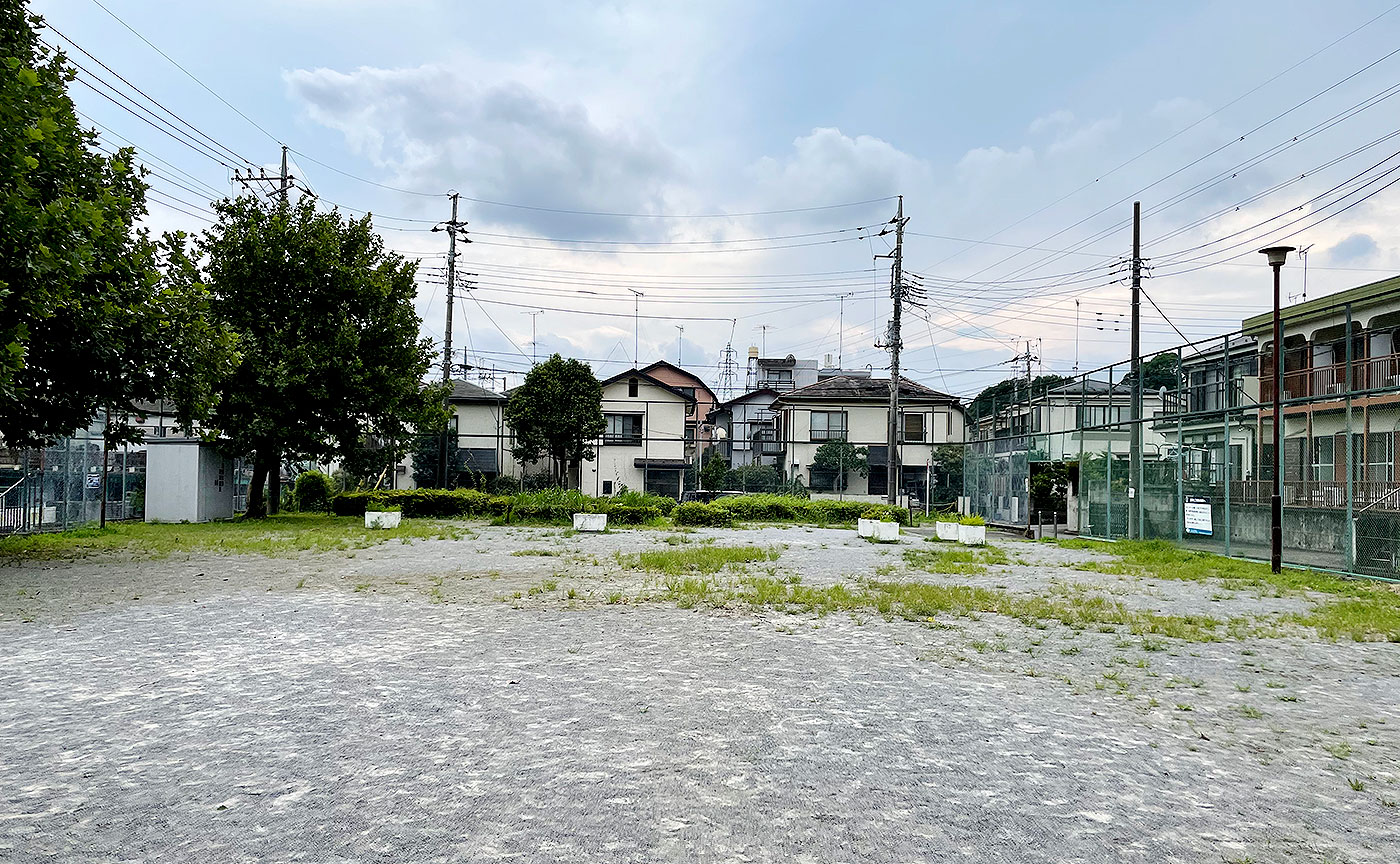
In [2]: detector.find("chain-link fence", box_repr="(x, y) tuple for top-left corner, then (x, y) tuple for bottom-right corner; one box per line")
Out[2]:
(964, 295), (1400, 580)
(1, 419), (148, 534)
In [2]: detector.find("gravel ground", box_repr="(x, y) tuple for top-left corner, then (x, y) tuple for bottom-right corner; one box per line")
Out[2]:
(2, 524), (1397, 862)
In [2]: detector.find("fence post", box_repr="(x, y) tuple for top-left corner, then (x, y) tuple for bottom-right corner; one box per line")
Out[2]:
(1176, 345), (1184, 543)
(1106, 363), (1114, 539)
(1078, 375), (1086, 536)
(1224, 369), (1232, 560)
(1345, 303), (1355, 573)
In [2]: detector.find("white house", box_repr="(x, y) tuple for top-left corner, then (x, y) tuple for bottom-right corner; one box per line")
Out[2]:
(583, 369), (696, 498)
(775, 376), (965, 503)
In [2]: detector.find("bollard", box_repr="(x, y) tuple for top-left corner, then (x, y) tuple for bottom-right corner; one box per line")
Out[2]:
(1036, 510), (1043, 540)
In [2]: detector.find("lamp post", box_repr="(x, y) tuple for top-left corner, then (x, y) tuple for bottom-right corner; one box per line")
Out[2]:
(1259, 245), (1295, 574)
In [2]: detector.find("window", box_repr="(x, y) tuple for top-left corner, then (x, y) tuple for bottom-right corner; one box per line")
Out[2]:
(809, 411), (847, 441)
(1367, 432), (1394, 483)
(1075, 405), (1127, 427)
(903, 412), (925, 442)
(628, 377), (639, 397)
(604, 413), (643, 445)
(602, 480), (614, 496)
(685, 423), (696, 444)
(1311, 436), (1335, 482)
(764, 369), (793, 384)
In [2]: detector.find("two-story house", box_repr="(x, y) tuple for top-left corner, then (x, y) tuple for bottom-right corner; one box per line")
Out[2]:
(1246, 274), (1400, 510)
(583, 369), (696, 498)
(638, 360), (715, 458)
(775, 376), (964, 502)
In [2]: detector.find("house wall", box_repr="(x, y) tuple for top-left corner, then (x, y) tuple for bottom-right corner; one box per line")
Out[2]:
(644, 365), (711, 448)
(782, 402), (961, 494)
(146, 440), (233, 523)
(582, 377), (690, 496)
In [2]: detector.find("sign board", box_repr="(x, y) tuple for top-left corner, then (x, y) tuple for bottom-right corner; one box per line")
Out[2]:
(1184, 496), (1213, 536)
(86, 474), (101, 490)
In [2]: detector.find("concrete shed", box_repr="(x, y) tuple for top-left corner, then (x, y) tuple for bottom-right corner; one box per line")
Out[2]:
(144, 439), (235, 523)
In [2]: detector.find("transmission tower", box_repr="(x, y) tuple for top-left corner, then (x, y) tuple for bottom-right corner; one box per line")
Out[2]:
(717, 342), (739, 401)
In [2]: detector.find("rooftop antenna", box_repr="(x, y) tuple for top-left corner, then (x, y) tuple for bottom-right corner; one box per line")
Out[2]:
(675, 325), (684, 365)
(1291, 244), (1315, 304)
(756, 324), (773, 356)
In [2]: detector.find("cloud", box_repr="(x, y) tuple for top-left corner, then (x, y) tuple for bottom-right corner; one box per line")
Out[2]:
(1046, 116), (1120, 156)
(955, 145), (1034, 185)
(1028, 110), (1074, 135)
(284, 65), (680, 234)
(747, 127), (928, 212)
(1326, 233), (1379, 264)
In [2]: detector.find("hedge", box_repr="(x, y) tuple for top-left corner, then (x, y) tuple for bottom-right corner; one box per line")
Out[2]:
(329, 490), (906, 525)
(673, 501), (734, 527)
(330, 488), (667, 524)
(713, 494), (909, 525)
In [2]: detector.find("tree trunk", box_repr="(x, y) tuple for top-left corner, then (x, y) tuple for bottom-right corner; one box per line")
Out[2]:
(268, 446), (281, 514)
(245, 451), (270, 519)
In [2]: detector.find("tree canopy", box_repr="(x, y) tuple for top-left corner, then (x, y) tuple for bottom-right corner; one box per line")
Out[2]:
(0, 4), (232, 447)
(967, 374), (1071, 420)
(200, 195), (443, 516)
(504, 355), (606, 484)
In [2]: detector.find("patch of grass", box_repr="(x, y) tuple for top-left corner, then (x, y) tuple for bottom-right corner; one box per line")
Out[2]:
(1054, 538), (1400, 642)
(656, 573), (1227, 640)
(622, 544), (782, 575)
(903, 544), (1008, 575)
(1235, 704), (1263, 719)
(1325, 742), (1352, 760)
(1347, 777), (1366, 792)
(510, 549), (562, 557)
(0, 514), (471, 561)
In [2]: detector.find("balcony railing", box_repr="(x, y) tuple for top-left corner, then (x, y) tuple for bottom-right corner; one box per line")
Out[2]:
(1227, 479), (1400, 510)
(1259, 355), (1400, 401)
(809, 429), (847, 442)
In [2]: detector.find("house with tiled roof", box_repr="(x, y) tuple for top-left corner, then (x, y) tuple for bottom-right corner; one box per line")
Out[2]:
(774, 376), (964, 501)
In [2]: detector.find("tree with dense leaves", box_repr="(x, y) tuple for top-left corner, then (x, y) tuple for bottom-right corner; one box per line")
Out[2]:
(812, 438), (868, 491)
(200, 195), (443, 517)
(967, 374), (1072, 421)
(504, 355), (606, 486)
(0, 3), (232, 448)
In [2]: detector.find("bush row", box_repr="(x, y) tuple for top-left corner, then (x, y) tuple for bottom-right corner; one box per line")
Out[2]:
(712, 494), (910, 525)
(330, 488), (671, 525)
(672, 502), (734, 527)
(330, 490), (907, 526)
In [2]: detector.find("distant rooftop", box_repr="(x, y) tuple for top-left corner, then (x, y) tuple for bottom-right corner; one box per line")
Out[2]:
(777, 375), (958, 404)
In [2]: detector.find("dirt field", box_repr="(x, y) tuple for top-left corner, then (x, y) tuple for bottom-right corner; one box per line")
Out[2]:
(2, 523), (1396, 862)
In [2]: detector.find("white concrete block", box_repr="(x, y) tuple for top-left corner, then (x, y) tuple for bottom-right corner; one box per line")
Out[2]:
(573, 512), (608, 532)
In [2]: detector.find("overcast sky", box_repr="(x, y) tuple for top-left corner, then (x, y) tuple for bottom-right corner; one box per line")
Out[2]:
(35, 0), (1400, 398)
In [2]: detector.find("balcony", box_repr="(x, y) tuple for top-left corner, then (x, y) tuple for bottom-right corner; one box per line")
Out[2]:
(1259, 354), (1400, 402)
(1228, 479), (1400, 510)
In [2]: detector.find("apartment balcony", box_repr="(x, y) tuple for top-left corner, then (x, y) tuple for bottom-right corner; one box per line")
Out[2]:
(1260, 355), (1400, 402)
(1228, 479), (1400, 510)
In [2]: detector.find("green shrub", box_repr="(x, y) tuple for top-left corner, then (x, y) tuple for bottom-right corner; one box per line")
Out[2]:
(367, 503), (402, 513)
(674, 502), (735, 527)
(713, 494), (909, 525)
(959, 514), (986, 526)
(332, 491), (373, 516)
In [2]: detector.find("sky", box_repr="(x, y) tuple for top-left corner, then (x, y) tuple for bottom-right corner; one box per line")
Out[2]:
(33, 0), (1400, 400)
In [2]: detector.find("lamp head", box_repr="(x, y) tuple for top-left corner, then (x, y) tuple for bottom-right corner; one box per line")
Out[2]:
(1259, 246), (1295, 267)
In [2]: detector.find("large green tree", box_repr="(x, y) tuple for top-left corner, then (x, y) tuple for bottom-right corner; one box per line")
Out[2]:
(504, 354), (605, 485)
(811, 439), (868, 491)
(967, 374), (1072, 421)
(200, 195), (442, 517)
(0, 3), (227, 448)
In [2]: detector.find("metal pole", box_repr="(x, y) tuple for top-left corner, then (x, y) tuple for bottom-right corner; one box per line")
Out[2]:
(1106, 363), (1114, 539)
(1345, 303), (1355, 571)
(1270, 260), (1284, 573)
(440, 192), (460, 489)
(1176, 345), (1184, 542)
(1224, 368), (1232, 559)
(1130, 201), (1142, 540)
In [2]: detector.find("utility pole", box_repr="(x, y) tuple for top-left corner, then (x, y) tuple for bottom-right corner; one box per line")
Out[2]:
(526, 311), (544, 365)
(628, 288), (644, 363)
(279, 144), (289, 204)
(231, 146), (294, 205)
(433, 192), (468, 487)
(877, 196), (908, 507)
(1129, 201), (1143, 540)
(838, 292), (854, 369)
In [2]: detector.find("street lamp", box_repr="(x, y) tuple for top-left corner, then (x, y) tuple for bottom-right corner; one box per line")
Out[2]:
(1259, 245), (1294, 574)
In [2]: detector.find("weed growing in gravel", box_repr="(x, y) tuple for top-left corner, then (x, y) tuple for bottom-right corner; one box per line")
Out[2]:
(1326, 742), (1353, 759)
(1235, 704), (1263, 718)
(1055, 538), (1400, 642)
(511, 549), (562, 557)
(903, 545), (1008, 575)
(621, 545), (782, 575)
(1347, 778), (1367, 791)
